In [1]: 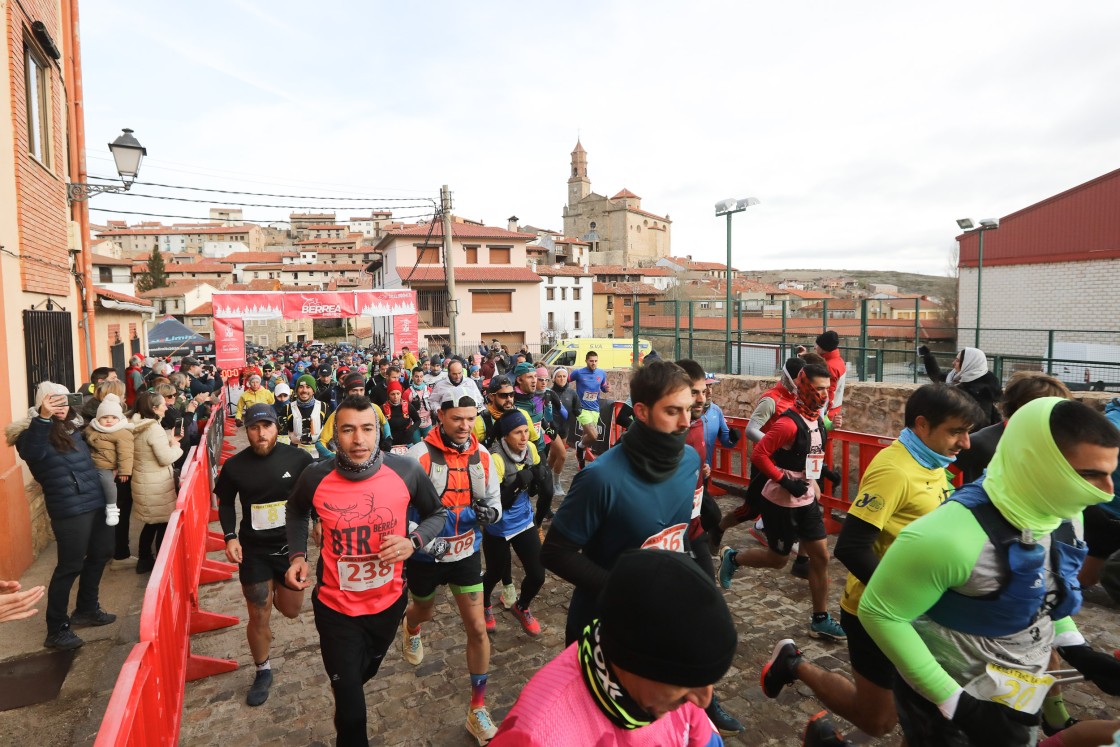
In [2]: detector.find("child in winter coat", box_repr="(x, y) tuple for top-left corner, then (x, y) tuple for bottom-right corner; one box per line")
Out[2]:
(84, 394), (134, 527)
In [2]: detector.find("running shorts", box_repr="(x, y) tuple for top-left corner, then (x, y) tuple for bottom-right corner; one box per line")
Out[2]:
(577, 409), (599, 427)
(839, 609), (895, 690)
(239, 544), (299, 590)
(759, 499), (827, 556)
(405, 552), (484, 599)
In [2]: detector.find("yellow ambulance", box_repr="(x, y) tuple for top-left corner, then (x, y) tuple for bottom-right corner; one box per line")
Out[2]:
(539, 338), (652, 369)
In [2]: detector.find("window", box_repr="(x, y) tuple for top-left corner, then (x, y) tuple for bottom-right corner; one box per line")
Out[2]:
(471, 291), (512, 313)
(623, 314), (631, 323)
(464, 247), (478, 264)
(547, 312), (555, 330)
(546, 288), (554, 301)
(561, 288), (567, 301)
(417, 246), (440, 264)
(574, 311), (581, 329)
(489, 247), (511, 264)
(573, 288), (581, 301)
(98, 267), (113, 283)
(25, 45), (51, 167)
(623, 297), (632, 307)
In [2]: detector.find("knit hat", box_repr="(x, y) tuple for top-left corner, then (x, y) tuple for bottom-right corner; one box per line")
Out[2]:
(497, 409), (529, 436)
(342, 372), (365, 391)
(295, 374), (317, 392)
(599, 550), (737, 688)
(34, 381), (69, 409)
(387, 380), (404, 394)
(274, 382), (292, 398)
(535, 366), (549, 379)
(469, 365), (480, 374)
(815, 330), (840, 352)
(513, 362), (535, 378)
(96, 393), (125, 420)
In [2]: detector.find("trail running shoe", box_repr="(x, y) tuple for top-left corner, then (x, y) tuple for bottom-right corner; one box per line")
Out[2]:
(43, 625), (84, 651)
(511, 604), (541, 637)
(484, 605), (496, 634)
(466, 704), (498, 745)
(718, 546), (738, 590)
(803, 711), (853, 746)
(705, 696), (745, 736)
(401, 618), (424, 665)
(246, 669), (272, 706)
(790, 555), (810, 579)
(1042, 717), (1079, 737)
(809, 614), (847, 642)
(70, 607), (117, 627)
(761, 639), (802, 698)
(500, 583), (517, 610)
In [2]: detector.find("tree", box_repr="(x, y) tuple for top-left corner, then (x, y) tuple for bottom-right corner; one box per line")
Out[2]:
(135, 248), (168, 293)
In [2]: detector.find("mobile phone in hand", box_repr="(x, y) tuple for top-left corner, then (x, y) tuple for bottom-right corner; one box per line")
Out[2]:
(174, 418), (184, 437)
(65, 392), (84, 409)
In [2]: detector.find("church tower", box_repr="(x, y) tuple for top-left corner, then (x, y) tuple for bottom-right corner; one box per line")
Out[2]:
(567, 139), (591, 206)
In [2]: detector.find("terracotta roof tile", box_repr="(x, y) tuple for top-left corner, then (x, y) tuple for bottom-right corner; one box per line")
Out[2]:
(611, 188), (640, 200)
(245, 263), (364, 272)
(90, 253), (133, 266)
(94, 286), (153, 307)
(401, 267), (542, 283)
(533, 265), (592, 277)
(592, 281), (664, 296)
(186, 302), (213, 316)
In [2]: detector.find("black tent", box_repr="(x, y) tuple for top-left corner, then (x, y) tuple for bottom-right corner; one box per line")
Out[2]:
(147, 316), (209, 358)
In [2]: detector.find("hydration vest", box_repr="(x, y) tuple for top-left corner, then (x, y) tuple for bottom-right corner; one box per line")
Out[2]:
(925, 481), (1086, 638)
(770, 410), (827, 472)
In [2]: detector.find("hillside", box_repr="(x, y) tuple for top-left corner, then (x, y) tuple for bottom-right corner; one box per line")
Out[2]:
(752, 269), (956, 300)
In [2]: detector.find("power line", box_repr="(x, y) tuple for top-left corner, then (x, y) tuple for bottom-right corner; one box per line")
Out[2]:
(97, 188), (433, 212)
(88, 207), (437, 225)
(88, 175), (437, 203)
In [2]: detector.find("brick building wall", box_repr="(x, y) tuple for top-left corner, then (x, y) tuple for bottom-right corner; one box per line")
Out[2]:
(8, 0), (70, 296)
(958, 259), (1120, 357)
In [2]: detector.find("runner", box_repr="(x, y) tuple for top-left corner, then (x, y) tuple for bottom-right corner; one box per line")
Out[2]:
(759, 384), (981, 737)
(288, 374), (331, 458)
(546, 367), (581, 496)
(217, 404), (314, 706)
(317, 373), (390, 456)
(382, 381), (419, 448)
(284, 394), (448, 747)
(569, 351), (609, 454)
(474, 379), (539, 452)
(859, 397), (1120, 747)
(718, 364), (847, 642)
(481, 410), (552, 637)
(490, 550), (735, 746)
(402, 387), (503, 745)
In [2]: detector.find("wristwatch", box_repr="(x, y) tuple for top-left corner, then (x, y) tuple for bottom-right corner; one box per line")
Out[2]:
(408, 532), (423, 552)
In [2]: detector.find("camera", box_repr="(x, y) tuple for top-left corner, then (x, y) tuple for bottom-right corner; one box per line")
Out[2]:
(65, 392), (84, 409)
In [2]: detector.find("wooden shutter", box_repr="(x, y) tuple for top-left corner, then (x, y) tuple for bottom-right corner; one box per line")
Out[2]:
(472, 291), (512, 313)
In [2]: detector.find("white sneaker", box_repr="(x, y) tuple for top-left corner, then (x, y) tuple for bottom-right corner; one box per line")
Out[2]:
(400, 618), (423, 665)
(500, 584), (517, 610)
(466, 705), (498, 745)
(110, 556), (139, 570)
(105, 505), (120, 527)
(553, 474), (565, 495)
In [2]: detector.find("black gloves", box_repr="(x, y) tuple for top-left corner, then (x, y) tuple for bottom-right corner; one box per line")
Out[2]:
(472, 501), (499, 527)
(1057, 644), (1120, 695)
(779, 477), (809, 497)
(821, 466), (842, 487)
(515, 468), (535, 490)
(951, 691), (1037, 747)
(726, 427), (741, 447)
(918, 345), (930, 357)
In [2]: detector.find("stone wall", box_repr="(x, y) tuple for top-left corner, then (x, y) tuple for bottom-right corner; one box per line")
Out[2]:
(604, 369), (1116, 437)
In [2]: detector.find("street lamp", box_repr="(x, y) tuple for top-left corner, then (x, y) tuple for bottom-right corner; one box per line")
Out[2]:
(956, 217), (999, 347)
(68, 128), (147, 202)
(715, 196), (759, 373)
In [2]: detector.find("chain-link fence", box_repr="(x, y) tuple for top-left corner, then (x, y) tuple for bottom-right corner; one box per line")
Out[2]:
(630, 298), (1120, 392)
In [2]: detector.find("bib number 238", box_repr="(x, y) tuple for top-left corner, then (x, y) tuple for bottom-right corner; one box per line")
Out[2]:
(337, 555), (394, 592)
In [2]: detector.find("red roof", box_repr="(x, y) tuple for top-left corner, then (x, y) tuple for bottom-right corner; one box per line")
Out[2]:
(625, 315), (955, 341)
(611, 188), (640, 200)
(400, 267), (542, 283)
(376, 222), (536, 246)
(533, 265), (592, 277)
(138, 281), (215, 298)
(780, 288), (836, 300)
(219, 251), (298, 264)
(186, 302), (213, 316)
(554, 237), (590, 245)
(303, 224), (348, 231)
(94, 287), (153, 307)
(958, 166), (1120, 267)
(90, 253), (132, 266)
(97, 225), (253, 237)
(592, 282), (664, 296)
(165, 263), (231, 274)
(245, 263), (364, 272)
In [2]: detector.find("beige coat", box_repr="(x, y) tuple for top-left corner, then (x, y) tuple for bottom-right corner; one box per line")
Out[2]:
(85, 427), (135, 476)
(129, 416), (183, 524)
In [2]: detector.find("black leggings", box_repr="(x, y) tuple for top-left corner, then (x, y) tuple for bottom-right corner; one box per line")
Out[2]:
(138, 522), (167, 562)
(481, 528), (545, 609)
(113, 478), (134, 560)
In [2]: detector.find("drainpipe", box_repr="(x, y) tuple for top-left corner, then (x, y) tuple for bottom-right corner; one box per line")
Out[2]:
(63, 0), (96, 379)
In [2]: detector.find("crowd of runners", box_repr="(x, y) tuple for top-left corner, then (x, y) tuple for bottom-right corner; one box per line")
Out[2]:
(19, 334), (1119, 746)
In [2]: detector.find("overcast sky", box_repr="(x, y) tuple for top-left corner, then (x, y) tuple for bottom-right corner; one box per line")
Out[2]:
(80, 1), (1120, 275)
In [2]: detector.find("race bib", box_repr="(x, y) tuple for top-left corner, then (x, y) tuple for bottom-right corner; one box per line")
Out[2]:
(250, 501), (286, 531)
(976, 663), (1054, 714)
(805, 454), (823, 480)
(337, 554), (395, 593)
(691, 487), (704, 519)
(419, 411), (431, 428)
(390, 445), (410, 456)
(437, 530), (476, 563)
(640, 523), (687, 552)
(582, 391), (599, 402)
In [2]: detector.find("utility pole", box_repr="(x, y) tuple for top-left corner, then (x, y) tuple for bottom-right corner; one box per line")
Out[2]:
(441, 185), (459, 354)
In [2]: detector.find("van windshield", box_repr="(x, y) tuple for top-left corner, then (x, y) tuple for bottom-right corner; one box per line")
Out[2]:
(540, 348), (561, 366)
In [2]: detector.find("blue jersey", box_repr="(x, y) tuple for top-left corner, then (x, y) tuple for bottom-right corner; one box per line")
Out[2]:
(569, 367), (609, 412)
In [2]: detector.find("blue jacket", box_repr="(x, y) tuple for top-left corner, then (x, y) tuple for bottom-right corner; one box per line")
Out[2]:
(701, 402), (737, 465)
(1102, 399), (1120, 519)
(10, 417), (105, 520)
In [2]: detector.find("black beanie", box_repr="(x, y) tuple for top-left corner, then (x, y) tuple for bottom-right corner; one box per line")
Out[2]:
(783, 357), (805, 380)
(816, 330), (840, 352)
(598, 550), (737, 688)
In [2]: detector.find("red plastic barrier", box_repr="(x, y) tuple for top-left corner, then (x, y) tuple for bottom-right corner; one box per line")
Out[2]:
(96, 390), (238, 746)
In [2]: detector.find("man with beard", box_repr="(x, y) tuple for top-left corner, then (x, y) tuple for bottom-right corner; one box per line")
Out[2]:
(316, 365), (342, 411)
(217, 404), (314, 706)
(285, 396), (448, 746)
(288, 375), (331, 459)
(475, 379), (540, 450)
(430, 359), (484, 415)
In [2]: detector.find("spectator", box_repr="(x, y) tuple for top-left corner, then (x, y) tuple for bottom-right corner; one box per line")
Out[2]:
(918, 345), (1002, 428)
(0, 579), (45, 623)
(128, 392), (184, 574)
(124, 356), (145, 408)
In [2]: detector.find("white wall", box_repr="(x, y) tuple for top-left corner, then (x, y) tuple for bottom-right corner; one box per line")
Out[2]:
(540, 275), (593, 341)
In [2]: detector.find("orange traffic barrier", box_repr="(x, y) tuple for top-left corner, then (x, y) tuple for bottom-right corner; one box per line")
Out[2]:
(96, 390), (239, 746)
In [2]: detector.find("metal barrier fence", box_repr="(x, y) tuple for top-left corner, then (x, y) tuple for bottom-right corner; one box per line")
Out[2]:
(95, 393), (239, 746)
(630, 298), (1120, 391)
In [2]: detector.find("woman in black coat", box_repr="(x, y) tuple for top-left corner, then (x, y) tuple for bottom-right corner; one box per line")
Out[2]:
(919, 345), (1002, 429)
(6, 382), (115, 650)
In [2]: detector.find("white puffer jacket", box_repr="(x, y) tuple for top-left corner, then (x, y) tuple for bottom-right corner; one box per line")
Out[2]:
(129, 415), (183, 524)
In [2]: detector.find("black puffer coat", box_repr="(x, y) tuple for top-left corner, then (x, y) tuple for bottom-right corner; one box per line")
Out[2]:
(8, 416), (105, 520)
(920, 351), (1003, 429)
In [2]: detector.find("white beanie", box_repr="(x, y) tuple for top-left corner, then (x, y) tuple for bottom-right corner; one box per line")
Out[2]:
(96, 393), (125, 420)
(274, 382), (291, 397)
(34, 381), (69, 408)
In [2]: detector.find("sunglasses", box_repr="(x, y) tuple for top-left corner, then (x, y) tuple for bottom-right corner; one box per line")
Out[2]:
(493, 392), (514, 399)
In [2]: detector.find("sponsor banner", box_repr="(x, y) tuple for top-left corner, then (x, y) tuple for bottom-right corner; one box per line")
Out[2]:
(214, 317), (246, 371)
(211, 292), (283, 319)
(355, 288), (417, 317)
(393, 313), (419, 354)
(282, 291), (356, 319)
